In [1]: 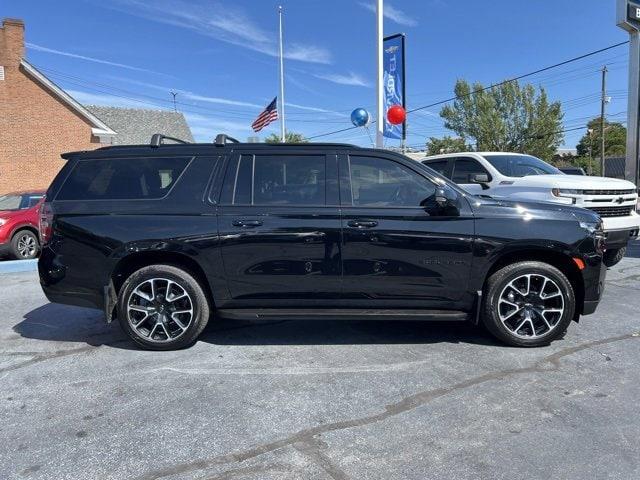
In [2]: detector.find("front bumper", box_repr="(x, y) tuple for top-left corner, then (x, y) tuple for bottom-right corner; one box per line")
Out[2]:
(601, 210), (640, 232)
(579, 254), (607, 316)
(0, 242), (9, 256)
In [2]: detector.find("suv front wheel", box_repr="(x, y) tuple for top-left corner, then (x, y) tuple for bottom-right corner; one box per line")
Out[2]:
(117, 264), (211, 350)
(482, 261), (575, 347)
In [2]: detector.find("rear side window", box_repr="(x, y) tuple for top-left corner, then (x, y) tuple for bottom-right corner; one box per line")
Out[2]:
(452, 158), (491, 183)
(228, 154), (326, 205)
(56, 157), (190, 200)
(424, 160), (449, 177)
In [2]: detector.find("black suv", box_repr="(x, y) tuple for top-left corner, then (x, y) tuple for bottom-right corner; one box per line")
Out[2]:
(38, 134), (607, 350)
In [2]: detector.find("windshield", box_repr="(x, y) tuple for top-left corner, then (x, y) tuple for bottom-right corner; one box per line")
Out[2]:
(0, 195), (22, 211)
(484, 154), (561, 177)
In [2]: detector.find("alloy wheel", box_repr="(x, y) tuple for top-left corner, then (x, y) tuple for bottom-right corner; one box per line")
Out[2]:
(17, 234), (37, 258)
(497, 274), (565, 339)
(127, 278), (194, 343)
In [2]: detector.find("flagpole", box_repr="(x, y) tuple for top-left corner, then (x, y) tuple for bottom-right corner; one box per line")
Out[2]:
(375, 0), (384, 148)
(278, 6), (286, 143)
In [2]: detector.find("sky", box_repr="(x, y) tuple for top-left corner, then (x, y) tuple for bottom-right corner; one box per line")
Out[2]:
(3, 0), (632, 149)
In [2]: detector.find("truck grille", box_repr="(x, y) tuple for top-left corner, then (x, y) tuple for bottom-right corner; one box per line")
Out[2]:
(588, 206), (634, 217)
(582, 189), (636, 195)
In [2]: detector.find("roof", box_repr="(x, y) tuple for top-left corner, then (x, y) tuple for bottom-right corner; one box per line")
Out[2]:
(86, 106), (194, 145)
(61, 140), (363, 160)
(19, 60), (117, 139)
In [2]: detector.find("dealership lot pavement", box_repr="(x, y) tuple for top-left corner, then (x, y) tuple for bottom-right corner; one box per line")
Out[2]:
(1, 254), (640, 480)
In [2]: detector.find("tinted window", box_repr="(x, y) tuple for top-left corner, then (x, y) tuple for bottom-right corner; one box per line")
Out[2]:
(233, 155), (253, 204)
(484, 155), (560, 177)
(231, 155), (326, 205)
(452, 158), (490, 183)
(349, 156), (435, 207)
(57, 157), (190, 200)
(24, 195), (43, 209)
(424, 160), (449, 176)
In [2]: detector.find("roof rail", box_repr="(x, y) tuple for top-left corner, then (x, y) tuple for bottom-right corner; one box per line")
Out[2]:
(214, 134), (240, 146)
(150, 134), (190, 147)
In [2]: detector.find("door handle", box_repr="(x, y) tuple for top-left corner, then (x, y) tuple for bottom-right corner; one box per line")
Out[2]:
(232, 219), (263, 228)
(348, 220), (378, 228)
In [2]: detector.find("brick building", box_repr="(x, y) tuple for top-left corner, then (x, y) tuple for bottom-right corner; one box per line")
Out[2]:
(0, 18), (193, 194)
(0, 18), (117, 194)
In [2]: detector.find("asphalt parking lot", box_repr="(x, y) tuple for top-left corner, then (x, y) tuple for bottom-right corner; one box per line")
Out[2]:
(1, 248), (640, 480)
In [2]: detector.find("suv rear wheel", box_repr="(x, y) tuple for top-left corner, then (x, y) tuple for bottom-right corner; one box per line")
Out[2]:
(11, 230), (40, 260)
(481, 261), (575, 347)
(117, 264), (211, 350)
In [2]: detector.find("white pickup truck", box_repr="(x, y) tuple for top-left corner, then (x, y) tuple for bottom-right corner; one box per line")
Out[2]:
(421, 152), (640, 266)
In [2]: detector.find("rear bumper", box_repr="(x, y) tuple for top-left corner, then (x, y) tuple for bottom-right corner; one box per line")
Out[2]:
(38, 246), (105, 311)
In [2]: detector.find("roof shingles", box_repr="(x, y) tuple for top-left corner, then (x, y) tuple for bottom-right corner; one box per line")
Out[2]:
(86, 106), (194, 145)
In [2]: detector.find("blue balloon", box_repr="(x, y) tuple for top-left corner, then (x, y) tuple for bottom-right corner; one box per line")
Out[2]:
(350, 108), (370, 127)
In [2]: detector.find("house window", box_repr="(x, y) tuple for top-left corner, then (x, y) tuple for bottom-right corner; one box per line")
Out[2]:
(0, 66), (5, 81)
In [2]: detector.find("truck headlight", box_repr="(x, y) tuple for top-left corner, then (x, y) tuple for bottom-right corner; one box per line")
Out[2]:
(552, 188), (581, 197)
(579, 221), (599, 234)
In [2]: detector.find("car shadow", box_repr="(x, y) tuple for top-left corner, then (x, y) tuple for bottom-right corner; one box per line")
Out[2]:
(15, 303), (502, 350)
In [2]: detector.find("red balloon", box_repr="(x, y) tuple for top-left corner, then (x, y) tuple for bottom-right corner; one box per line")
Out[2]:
(387, 105), (406, 125)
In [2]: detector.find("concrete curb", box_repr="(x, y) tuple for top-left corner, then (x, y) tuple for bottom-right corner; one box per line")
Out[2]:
(0, 259), (38, 274)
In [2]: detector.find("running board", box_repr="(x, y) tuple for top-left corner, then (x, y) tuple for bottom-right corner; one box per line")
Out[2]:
(217, 309), (469, 322)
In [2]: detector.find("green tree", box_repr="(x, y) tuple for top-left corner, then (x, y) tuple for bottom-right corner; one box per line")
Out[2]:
(425, 136), (471, 155)
(576, 118), (626, 159)
(439, 79), (563, 160)
(265, 132), (308, 143)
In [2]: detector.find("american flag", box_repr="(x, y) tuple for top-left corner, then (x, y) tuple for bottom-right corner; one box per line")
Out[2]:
(252, 97), (279, 132)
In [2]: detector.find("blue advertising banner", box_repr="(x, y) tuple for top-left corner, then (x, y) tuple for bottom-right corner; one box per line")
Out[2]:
(383, 34), (405, 140)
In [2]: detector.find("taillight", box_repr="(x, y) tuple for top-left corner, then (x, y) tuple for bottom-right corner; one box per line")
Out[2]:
(39, 202), (54, 244)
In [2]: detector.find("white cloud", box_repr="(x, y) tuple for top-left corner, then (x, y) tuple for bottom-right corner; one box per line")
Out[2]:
(105, 0), (332, 64)
(182, 93), (263, 109)
(184, 113), (254, 142)
(314, 72), (372, 88)
(286, 102), (339, 114)
(26, 43), (165, 75)
(359, 2), (418, 27)
(66, 89), (164, 109)
(106, 75), (340, 113)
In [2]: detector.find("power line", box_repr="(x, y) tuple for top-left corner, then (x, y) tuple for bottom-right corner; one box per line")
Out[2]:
(308, 40), (630, 140)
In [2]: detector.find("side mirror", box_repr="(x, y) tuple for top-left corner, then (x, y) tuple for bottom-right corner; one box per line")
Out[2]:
(471, 173), (490, 190)
(426, 186), (459, 216)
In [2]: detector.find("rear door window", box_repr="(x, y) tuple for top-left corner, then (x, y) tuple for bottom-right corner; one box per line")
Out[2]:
(56, 157), (191, 200)
(423, 159), (450, 177)
(225, 154), (326, 206)
(452, 158), (491, 183)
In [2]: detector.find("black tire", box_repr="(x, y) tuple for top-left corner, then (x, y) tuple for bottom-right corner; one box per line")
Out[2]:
(603, 247), (626, 268)
(117, 264), (211, 350)
(481, 261), (575, 347)
(10, 230), (40, 260)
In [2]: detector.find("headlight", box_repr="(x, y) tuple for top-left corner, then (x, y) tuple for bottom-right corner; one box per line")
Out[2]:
(552, 188), (581, 197)
(0, 218), (6, 226)
(579, 221), (601, 235)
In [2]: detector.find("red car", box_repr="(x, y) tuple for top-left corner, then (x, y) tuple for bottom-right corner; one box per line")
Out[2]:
(0, 190), (45, 260)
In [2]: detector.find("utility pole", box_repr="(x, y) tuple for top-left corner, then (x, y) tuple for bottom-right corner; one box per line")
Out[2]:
(375, 0), (384, 148)
(588, 128), (594, 175)
(170, 91), (178, 112)
(600, 66), (608, 176)
(278, 6), (286, 143)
